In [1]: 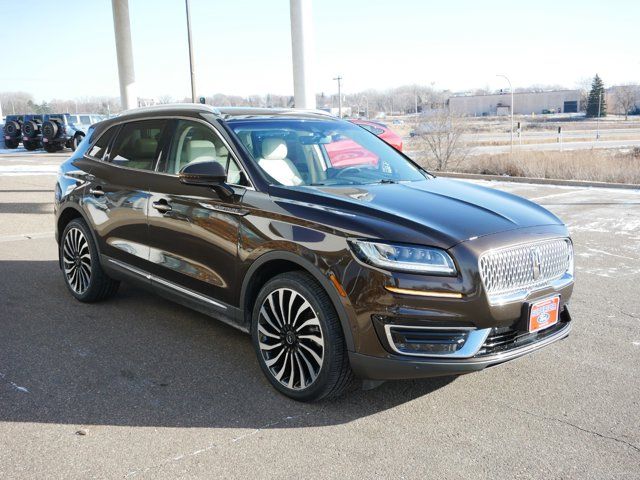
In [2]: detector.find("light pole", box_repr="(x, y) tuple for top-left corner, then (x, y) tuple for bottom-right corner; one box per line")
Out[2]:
(333, 75), (342, 117)
(497, 74), (514, 154)
(185, 0), (197, 103)
(596, 90), (602, 141)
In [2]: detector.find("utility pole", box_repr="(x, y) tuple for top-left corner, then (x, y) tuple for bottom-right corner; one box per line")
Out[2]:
(497, 74), (514, 155)
(596, 90), (602, 141)
(185, 0), (197, 103)
(111, 0), (137, 110)
(333, 75), (342, 117)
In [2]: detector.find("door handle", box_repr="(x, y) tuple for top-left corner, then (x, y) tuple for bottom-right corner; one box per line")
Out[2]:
(89, 187), (104, 197)
(152, 200), (172, 213)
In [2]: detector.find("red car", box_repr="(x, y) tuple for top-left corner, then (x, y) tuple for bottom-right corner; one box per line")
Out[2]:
(350, 119), (403, 151)
(324, 119), (404, 170)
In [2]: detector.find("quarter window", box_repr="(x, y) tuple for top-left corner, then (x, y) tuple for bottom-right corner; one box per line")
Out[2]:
(87, 126), (117, 160)
(109, 119), (168, 171)
(159, 120), (249, 186)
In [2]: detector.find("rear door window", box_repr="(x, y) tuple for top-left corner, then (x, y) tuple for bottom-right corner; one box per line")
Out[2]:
(109, 119), (169, 171)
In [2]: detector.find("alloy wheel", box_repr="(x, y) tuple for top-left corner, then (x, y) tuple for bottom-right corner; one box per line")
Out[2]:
(62, 227), (92, 295)
(257, 288), (325, 390)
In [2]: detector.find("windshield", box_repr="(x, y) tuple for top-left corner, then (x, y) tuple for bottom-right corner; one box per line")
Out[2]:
(228, 119), (426, 186)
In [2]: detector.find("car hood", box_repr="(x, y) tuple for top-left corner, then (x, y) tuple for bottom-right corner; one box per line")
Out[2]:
(269, 178), (564, 249)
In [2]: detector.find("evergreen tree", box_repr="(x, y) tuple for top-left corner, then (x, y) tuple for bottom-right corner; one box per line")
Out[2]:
(586, 74), (606, 117)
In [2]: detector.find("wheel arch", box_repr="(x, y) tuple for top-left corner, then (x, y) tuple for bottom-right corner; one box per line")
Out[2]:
(56, 205), (100, 268)
(240, 251), (355, 351)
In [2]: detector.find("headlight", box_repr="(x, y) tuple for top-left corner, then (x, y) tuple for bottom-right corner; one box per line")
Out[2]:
(349, 240), (457, 275)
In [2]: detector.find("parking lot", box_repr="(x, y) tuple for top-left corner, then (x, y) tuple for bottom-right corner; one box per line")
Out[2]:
(0, 152), (639, 479)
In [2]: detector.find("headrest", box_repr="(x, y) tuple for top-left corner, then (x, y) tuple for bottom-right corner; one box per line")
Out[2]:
(261, 138), (287, 160)
(136, 138), (157, 157)
(186, 140), (216, 161)
(216, 144), (229, 157)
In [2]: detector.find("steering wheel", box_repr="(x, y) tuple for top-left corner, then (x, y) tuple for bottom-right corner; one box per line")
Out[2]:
(334, 167), (362, 178)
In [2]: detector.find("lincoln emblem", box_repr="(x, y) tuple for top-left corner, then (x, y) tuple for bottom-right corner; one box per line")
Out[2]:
(531, 247), (542, 280)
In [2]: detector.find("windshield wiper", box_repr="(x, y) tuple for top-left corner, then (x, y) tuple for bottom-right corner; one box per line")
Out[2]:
(376, 179), (397, 184)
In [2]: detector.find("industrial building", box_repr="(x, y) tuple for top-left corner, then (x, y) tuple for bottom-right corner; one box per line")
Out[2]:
(449, 90), (581, 116)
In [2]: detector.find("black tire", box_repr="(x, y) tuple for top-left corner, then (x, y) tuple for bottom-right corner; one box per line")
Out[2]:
(44, 143), (57, 153)
(59, 218), (119, 302)
(23, 120), (38, 137)
(23, 140), (38, 151)
(42, 120), (58, 140)
(70, 134), (84, 151)
(4, 120), (20, 136)
(251, 271), (353, 402)
(4, 139), (19, 149)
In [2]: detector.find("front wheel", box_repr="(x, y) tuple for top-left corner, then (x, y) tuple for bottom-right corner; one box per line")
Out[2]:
(251, 271), (353, 401)
(4, 139), (19, 149)
(70, 134), (84, 151)
(60, 218), (119, 302)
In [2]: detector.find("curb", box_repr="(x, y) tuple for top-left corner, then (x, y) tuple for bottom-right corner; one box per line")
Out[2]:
(435, 171), (640, 190)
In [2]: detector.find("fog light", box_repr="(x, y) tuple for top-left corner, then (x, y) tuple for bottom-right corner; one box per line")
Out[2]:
(386, 326), (468, 355)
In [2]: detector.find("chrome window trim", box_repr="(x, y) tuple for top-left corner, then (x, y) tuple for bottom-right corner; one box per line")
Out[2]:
(83, 115), (255, 190)
(384, 324), (490, 358)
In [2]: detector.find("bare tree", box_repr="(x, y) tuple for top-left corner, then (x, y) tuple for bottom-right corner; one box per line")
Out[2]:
(614, 85), (639, 120)
(412, 109), (468, 171)
(0, 91), (34, 115)
(157, 94), (175, 104)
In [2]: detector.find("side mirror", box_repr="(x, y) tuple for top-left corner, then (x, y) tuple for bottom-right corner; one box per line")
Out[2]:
(179, 161), (234, 199)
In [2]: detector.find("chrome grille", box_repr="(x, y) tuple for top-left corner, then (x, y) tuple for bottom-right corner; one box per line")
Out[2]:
(479, 238), (573, 301)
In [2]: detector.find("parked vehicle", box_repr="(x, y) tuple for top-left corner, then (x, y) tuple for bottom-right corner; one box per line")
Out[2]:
(42, 113), (88, 153)
(55, 105), (574, 401)
(21, 114), (44, 151)
(3, 114), (24, 149)
(350, 119), (403, 151)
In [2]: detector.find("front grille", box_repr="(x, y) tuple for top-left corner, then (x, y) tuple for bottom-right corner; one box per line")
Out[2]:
(479, 238), (573, 300)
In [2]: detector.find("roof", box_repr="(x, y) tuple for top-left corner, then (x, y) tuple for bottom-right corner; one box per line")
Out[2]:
(116, 104), (336, 121)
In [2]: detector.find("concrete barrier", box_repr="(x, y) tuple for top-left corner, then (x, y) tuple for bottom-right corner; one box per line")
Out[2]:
(437, 171), (640, 190)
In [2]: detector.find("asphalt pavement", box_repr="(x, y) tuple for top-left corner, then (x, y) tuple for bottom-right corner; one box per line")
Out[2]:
(0, 152), (639, 479)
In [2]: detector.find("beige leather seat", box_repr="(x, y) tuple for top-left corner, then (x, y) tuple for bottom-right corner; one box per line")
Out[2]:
(258, 138), (303, 186)
(179, 140), (216, 172)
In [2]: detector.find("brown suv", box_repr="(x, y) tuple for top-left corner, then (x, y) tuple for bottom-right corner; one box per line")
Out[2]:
(54, 105), (574, 401)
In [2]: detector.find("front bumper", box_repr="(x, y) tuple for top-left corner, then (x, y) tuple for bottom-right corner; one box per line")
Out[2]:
(349, 313), (571, 380)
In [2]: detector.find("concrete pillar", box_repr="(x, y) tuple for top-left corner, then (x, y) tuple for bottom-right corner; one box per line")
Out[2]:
(111, 0), (137, 110)
(289, 0), (316, 109)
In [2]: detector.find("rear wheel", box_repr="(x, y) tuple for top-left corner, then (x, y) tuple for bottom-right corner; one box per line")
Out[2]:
(60, 218), (119, 302)
(23, 140), (38, 151)
(251, 271), (353, 401)
(4, 139), (19, 149)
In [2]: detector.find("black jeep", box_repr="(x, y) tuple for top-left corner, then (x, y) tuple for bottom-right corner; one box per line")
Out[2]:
(42, 113), (87, 153)
(21, 114), (44, 151)
(3, 114), (24, 149)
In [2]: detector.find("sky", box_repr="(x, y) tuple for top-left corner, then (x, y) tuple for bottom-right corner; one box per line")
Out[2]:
(0, 0), (638, 101)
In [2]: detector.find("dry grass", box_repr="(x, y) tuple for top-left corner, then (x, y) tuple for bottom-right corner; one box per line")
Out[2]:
(417, 148), (640, 184)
